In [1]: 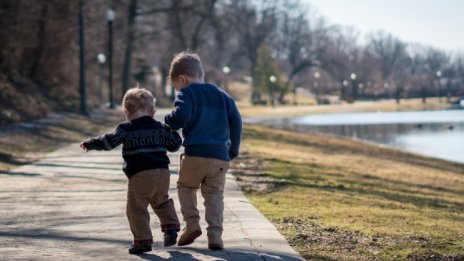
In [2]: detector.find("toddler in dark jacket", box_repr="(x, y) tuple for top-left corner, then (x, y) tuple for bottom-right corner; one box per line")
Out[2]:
(81, 87), (181, 254)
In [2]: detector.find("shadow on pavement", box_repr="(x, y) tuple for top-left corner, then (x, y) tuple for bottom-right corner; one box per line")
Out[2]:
(136, 251), (197, 261)
(44, 154), (122, 159)
(30, 162), (121, 171)
(0, 171), (42, 177)
(135, 248), (303, 261)
(0, 230), (129, 245)
(0, 230), (303, 261)
(0, 189), (125, 193)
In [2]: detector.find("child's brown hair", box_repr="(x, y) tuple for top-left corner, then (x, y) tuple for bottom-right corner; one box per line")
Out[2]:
(169, 51), (205, 80)
(122, 87), (156, 114)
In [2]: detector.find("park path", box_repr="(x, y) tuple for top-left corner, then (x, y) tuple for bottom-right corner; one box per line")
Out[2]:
(0, 113), (304, 260)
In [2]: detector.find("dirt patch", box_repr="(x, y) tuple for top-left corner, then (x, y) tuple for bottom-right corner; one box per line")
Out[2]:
(406, 253), (464, 261)
(231, 151), (287, 193)
(276, 219), (463, 261)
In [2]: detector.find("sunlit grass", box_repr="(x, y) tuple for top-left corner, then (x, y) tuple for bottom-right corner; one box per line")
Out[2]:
(239, 125), (464, 260)
(238, 98), (449, 118)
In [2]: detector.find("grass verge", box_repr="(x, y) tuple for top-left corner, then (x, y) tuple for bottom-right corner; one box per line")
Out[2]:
(0, 108), (124, 172)
(238, 98), (450, 118)
(232, 125), (464, 260)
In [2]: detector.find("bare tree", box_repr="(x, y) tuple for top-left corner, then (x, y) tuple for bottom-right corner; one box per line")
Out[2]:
(425, 47), (449, 101)
(319, 27), (360, 101)
(453, 54), (464, 97)
(367, 31), (408, 103)
(273, 1), (328, 103)
(230, 0), (279, 74)
(1, 0), (461, 126)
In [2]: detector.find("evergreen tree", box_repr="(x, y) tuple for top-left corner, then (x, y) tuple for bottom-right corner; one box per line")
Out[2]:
(252, 43), (283, 105)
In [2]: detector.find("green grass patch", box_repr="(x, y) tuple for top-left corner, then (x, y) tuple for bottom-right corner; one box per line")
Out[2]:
(236, 125), (464, 260)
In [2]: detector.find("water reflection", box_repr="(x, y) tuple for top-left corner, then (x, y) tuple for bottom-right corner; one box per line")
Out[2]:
(259, 110), (464, 164)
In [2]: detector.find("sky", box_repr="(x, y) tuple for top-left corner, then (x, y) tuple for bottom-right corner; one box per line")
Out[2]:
(306, 0), (464, 52)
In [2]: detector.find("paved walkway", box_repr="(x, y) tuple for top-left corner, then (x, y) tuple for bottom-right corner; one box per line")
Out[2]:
(0, 137), (303, 260)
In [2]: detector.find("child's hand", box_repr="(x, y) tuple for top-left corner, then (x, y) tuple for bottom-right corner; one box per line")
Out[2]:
(80, 142), (89, 152)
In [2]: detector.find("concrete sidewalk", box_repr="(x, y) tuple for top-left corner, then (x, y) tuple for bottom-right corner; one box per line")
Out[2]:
(0, 143), (304, 260)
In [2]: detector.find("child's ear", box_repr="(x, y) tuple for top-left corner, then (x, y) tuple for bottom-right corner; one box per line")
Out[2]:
(179, 75), (188, 84)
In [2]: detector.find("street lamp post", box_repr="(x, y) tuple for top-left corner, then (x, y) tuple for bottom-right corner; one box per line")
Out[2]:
(358, 82), (364, 98)
(97, 53), (106, 105)
(384, 82), (390, 99)
(436, 70), (442, 102)
(107, 9), (115, 109)
(222, 66), (230, 93)
(350, 73), (357, 102)
(269, 75), (277, 108)
(78, 1), (89, 116)
(314, 71), (320, 103)
(342, 80), (349, 101)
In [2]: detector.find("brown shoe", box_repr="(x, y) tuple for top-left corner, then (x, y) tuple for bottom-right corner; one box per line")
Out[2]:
(129, 244), (152, 254)
(208, 231), (223, 250)
(178, 226), (202, 246)
(208, 243), (223, 251)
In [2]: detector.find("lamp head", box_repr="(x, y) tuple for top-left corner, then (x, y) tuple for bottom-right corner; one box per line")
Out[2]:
(107, 9), (115, 21)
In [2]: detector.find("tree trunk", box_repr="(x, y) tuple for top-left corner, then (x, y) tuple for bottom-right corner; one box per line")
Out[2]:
(171, 0), (187, 50)
(395, 86), (401, 104)
(422, 86), (427, 104)
(30, 2), (48, 81)
(340, 80), (346, 101)
(122, 0), (138, 96)
(280, 79), (292, 104)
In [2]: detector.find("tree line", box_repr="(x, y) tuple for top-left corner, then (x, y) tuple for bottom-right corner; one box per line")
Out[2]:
(1, 0), (463, 125)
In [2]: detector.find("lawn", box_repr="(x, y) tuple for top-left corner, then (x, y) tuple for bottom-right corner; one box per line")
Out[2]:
(233, 125), (464, 260)
(238, 98), (449, 118)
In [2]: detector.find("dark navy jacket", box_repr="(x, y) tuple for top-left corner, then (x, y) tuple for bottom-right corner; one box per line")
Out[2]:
(83, 116), (182, 178)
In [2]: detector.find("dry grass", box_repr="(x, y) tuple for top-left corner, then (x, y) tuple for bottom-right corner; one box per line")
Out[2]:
(238, 98), (449, 118)
(227, 78), (449, 118)
(233, 125), (464, 260)
(0, 108), (125, 172)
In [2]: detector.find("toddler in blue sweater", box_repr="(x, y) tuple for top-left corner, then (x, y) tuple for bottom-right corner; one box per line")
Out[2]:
(165, 52), (242, 250)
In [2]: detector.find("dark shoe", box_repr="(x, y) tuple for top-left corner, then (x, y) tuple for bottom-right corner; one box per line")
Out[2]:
(208, 231), (224, 250)
(178, 226), (202, 246)
(128, 244), (152, 254)
(208, 243), (224, 251)
(164, 229), (178, 247)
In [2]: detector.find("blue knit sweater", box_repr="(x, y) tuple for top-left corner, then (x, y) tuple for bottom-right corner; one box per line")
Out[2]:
(164, 83), (242, 161)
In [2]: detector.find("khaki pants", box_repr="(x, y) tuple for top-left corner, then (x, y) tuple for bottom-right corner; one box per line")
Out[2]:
(177, 155), (230, 235)
(126, 169), (180, 241)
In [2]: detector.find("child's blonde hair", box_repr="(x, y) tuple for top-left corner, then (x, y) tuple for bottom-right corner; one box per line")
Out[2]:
(169, 51), (205, 80)
(122, 87), (156, 114)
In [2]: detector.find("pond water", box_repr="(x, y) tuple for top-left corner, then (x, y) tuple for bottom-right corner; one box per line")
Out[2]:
(257, 110), (464, 164)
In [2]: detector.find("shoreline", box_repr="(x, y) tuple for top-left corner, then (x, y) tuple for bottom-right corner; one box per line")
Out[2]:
(243, 108), (464, 165)
(249, 123), (464, 165)
(240, 122), (464, 174)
